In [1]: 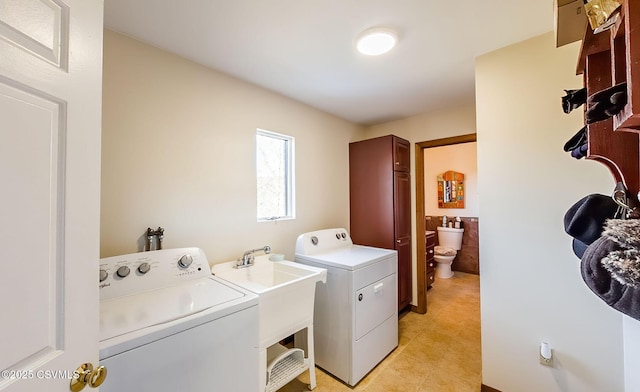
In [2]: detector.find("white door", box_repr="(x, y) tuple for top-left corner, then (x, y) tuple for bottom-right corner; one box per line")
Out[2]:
(0, 0), (103, 391)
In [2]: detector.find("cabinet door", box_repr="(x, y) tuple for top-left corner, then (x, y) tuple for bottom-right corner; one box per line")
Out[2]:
(396, 236), (412, 311)
(349, 137), (395, 249)
(393, 137), (410, 172)
(394, 171), (411, 239)
(394, 170), (412, 311)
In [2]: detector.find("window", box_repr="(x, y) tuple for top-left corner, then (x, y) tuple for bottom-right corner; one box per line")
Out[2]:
(256, 129), (295, 221)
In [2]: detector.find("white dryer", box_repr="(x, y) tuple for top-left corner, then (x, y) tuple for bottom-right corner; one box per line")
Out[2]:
(99, 247), (259, 392)
(295, 228), (398, 386)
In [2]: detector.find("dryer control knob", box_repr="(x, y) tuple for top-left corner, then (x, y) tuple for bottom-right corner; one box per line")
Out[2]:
(116, 266), (130, 278)
(138, 262), (151, 274)
(99, 269), (108, 282)
(178, 254), (193, 269)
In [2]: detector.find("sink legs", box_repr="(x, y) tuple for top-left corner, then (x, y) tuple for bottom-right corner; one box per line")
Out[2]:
(294, 325), (316, 390)
(260, 323), (317, 391)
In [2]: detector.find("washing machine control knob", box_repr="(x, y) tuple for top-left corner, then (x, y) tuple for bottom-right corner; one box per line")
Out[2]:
(99, 269), (108, 282)
(178, 254), (193, 269)
(138, 262), (151, 274)
(116, 266), (130, 278)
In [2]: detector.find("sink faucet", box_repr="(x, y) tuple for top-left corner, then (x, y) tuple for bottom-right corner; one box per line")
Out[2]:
(236, 245), (271, 269)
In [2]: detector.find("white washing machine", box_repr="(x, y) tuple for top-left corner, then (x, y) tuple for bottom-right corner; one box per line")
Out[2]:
(99, 247), (259, 392)
(294, 228), (398, 386)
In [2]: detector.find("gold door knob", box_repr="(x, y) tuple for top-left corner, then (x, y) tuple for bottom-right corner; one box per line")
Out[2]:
(88, 366), (107, 388)
(70, 363), (107, 392)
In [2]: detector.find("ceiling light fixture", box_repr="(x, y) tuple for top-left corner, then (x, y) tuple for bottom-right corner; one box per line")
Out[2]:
(356, 27), (398, 56)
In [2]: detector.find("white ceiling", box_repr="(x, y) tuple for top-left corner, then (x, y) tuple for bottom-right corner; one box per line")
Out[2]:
(103, 1), (554, 125)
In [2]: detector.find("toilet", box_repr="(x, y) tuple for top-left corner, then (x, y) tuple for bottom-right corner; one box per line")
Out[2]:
(434, 227), (464, 279)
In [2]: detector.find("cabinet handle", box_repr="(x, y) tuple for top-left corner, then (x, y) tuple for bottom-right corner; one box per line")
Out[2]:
(395, 161), (400, 165)
(428, 249), (433, 254)
(429, 262), (434, 268)
(429, 275), (434, 281)
(396, 239), (401, 243)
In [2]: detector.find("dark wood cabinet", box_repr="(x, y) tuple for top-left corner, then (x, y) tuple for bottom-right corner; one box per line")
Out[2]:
(349, 135), (412, 312)
(425, 231), (435, 290)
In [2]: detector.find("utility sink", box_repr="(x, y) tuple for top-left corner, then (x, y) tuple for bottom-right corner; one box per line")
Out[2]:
(212, 255), (327, 349)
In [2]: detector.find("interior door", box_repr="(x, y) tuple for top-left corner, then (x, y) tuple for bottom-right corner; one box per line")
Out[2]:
(0, 1), (103, 391)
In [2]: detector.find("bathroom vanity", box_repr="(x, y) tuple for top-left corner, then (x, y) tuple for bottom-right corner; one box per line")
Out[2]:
(426, 231), (436, 289)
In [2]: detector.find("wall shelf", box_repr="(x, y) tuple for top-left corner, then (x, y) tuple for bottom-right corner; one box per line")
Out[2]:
(576, 0), (640, 196)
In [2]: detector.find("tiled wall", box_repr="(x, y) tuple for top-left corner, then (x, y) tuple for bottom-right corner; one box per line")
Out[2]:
(425, 216), (479, 275)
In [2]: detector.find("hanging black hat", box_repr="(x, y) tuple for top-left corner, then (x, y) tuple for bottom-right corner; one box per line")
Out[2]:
(564, 194), (619, 246)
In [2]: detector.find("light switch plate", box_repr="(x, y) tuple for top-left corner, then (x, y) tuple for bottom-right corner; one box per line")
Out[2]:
(539, 350), (554, 367)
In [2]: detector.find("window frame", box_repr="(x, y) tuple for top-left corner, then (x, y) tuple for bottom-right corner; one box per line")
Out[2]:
(255, 128), (296, 222)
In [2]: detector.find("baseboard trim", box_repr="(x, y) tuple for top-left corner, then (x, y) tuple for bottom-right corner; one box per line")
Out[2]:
(481, 384), (502, 392)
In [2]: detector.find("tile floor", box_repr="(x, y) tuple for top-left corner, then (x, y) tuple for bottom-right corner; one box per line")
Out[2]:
(278, 272), (482, 392)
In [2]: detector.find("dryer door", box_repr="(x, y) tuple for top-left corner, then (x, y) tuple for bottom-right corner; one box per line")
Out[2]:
(354, 273), (396, 340)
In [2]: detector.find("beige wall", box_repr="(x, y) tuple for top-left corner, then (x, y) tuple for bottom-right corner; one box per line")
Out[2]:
(476, 32), (624, 391)
(364, 103), (477, 304)
(364, 104), (476, 142)
(424, 142), (478, 217)
(101, 30), (364, 264)
(625, 316), (640, 390)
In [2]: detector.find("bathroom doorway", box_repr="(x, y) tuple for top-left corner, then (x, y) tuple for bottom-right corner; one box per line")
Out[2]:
(414, 134), (477, 313)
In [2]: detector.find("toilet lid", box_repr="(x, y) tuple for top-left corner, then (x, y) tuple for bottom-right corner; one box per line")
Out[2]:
(435, 246), (456, 256)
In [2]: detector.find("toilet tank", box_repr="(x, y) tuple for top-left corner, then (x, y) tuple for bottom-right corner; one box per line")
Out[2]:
(436, 227), (464, 250)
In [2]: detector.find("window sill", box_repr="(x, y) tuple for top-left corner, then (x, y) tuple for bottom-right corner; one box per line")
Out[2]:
(258, 216), (295, 223)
